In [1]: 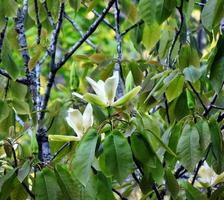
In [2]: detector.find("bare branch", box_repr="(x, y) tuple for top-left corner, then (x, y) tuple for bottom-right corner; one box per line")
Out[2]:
(57, 0), (116, 69)
(166, 0), (184, 68)
(121, 20), (144, 36)
(0, 68), (29, 85)
(64, 13), (97, 50)
(81, 1), (115, 31)
(34, 0), (42, 44)
(43, 0), (55, 28)
(113, 0), (124, 98)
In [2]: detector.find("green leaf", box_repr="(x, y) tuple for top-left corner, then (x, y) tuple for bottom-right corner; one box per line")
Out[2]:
(156, 0), (176, 24)
(146, 129), (177, 157)
(177, 124), (202, 172)
(181, 181), (208, 200)
(1, 46), (20, 80)
(48, 135), (80, 142)
(142, 23), (161, 52)
(0, 100), (9, 123)
(210, 57), (224, 93)
(201, 0), (224, 31)
(112, 86), (141, 107)
(131, 133), (164, 184)
(0, 0), (18, 19)
(11, 98), (30, 115)
(138, 0), (156, 27)
(165, 169), (179, 199)
(9, 81), (28, 100)
(99, 131), (134, 183)
(178, 45), (200, 69)
(69, 0), (80, 12)
(54, 165), (81, 200)
(0, 169), (19, 200)
(35, 168), (62, 200)
(183, 66), (203, 83)
(71, 129), (98, 186)
(17, 160), (31, 183)
(166, 75), (185, 102)
(196, 120), (211, 152)
(209, 117), (222, 161)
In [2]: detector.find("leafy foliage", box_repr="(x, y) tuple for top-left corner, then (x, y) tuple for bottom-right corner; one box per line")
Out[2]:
(1, 0), (224, 199)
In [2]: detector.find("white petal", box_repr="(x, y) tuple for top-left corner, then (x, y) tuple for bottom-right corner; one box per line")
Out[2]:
(83, 103), (93, 132)
(66, 108), (84, 138)
(72, 92), (84, 99)
(86, 77), (104, 96)
(86, 77), (107, 103)
(104, 72), (119, 105)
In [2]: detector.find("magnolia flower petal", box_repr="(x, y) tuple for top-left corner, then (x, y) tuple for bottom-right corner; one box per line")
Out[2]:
(104, 71), (119, 105)
(83, 93), (108, 107)
(72, 92), (84, 100)
(83, 103), (93, 132)
(86, 77), (104, 97)
(48, 135), (81, 142)
(112, 86), (142, 107)
(66, 108), (84, 138)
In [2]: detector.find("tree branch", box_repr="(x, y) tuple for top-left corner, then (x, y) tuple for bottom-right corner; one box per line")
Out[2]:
(166, 0), (184, 68)
(43, 0), (55, 27)
(57, 0), (116, 69)
(188, 82), (207, 112)
(81, 1), (115, 31)
(64, 13), (96, 50)
(121, 20), (144, 36)
(113, 0), (124, 98)
(34, 0), (42, 44)
(0, 68), (29, 85)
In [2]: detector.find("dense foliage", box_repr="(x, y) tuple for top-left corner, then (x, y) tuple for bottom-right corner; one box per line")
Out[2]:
(1, 0), (224, 199)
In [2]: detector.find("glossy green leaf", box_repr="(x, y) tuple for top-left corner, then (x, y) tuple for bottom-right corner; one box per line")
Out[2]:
(0, 100), (9, 123)
(165, 169), (179, 199)
(166, 75), (185, 102)
(100, 131), (134, 183)
(11, 98), (30, 115)
(69, 0), (80, 12)
(0, 169), (19, 200)
(201, 0), (224, 30)
(177, 124), (201, 172)
(71, 129), (98, 186)
(54, 165), (81, 200)
(35, 168), (62, 200)
(183, 66), (203, 83)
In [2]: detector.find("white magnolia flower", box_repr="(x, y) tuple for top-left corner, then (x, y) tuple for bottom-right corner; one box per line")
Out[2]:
(198, 161), (224, 186)
(49, 103), (93, 142)
(73, 71), (141, 107)
(66, 103), (93, 139)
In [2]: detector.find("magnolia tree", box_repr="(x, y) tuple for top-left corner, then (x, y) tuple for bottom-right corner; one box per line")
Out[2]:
(1, 0), (224, 199)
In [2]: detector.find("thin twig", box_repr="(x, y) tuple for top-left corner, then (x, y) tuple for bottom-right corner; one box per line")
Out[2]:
(166, 0), (184, 68)
(188, 82), (207, 112)
(64, 13), (96, 49)
(112, 188), (128, 200)
(164, 94), (170, 124)
(81, 1), (115, 31)
(191, 145), (211, 185)
(43, 0), (55, 27)
(34, 0), (42, 44)
(113, 0), (124, 98)
(51, 142), (70, 161)
(121, 20), (144, 36)
(0, 68), (29, 85)
(57, 0), (116, 69)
